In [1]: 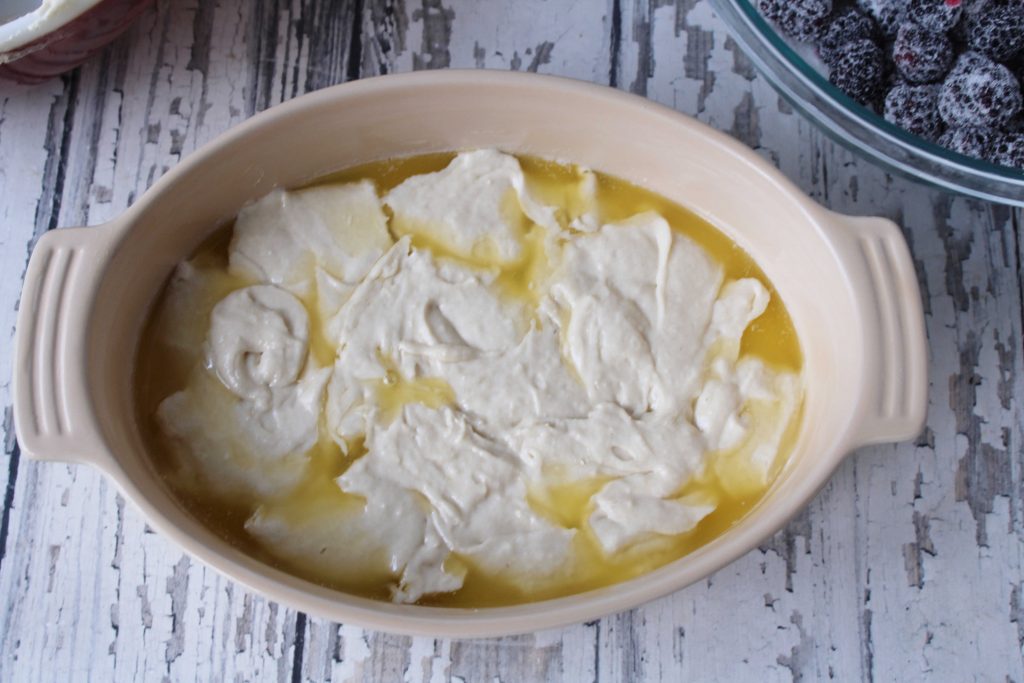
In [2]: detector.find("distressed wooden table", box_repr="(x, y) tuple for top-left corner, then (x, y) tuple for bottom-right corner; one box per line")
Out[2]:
(1, 1), (1021, 681)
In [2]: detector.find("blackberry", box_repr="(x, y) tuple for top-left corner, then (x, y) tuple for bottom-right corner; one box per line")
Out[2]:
(908, 0), (964, 32)
(937, 126), (998, 156)
(893, 24), (955, 83)
(758, 0), (833, 41)
(950, 49), (993, 74)
(884, 84), (945, 140)
(951, 0), (993, 40)
(989, 133), (1024, 168)
(939, 52), (1023, 127)
(856, 0), (907, 36)
(754, 0), (1024, 165)
(818, 7), (878, 60)
(961, 0), (997, 19)
(966, 8), (1024, 62)
(828, 38), (886, 104)
(1003, 113), (1024, 134)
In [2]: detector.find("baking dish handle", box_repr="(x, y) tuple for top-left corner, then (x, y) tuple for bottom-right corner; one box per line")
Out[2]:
(828, 213), (929, 447)
(12, 224), (118, 468)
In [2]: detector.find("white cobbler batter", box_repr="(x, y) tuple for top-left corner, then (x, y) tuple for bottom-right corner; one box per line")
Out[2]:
(153, 149), (801, 603)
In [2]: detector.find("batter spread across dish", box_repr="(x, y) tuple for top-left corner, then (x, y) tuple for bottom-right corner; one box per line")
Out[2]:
(141, 150), (803, 606)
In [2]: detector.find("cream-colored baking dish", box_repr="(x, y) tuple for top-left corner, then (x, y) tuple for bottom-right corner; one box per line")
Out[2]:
(12, 70), (927, 637)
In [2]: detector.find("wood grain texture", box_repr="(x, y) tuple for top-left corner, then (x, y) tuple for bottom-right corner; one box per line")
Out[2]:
(0, 1), (1022, 680)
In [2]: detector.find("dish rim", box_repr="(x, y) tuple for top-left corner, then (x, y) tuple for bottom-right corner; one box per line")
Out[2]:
(12, 69), (927, 636)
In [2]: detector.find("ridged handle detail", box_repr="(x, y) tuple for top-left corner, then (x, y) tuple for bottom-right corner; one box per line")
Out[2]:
(13, 226), (115, 465)
(833, 214), (929, 447)
(20, 245), (81, 440)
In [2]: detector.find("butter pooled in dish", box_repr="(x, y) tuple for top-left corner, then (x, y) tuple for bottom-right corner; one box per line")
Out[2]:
(147, 150), (803, 605)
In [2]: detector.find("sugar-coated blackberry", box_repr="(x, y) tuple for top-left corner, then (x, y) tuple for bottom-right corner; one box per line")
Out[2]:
(908, 0), (964, 32)
(818, 7), (877, 59)
(989, 133), (1024, 168)
(939, 52), (1023, 127)
(951, 0), (992, 41)
(990, 133), (1024, 168)
(893, 24), (955, 83)
(937, 126), (998, 156)
(1004, 112), (1024, 134)
(758, 0), (833, 41)
(951, 49), (993, 74)
(856, 0), (907, 36)
(828, 38), (886, 104)
(884, 84), (945, 140)
(754, 0), (1024, 164)
(974, 0), (1002, 10)
(966, 8), (1024, 62)
(961, 0), (998, 19)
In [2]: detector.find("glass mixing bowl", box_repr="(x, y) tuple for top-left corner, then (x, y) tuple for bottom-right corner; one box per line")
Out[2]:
(711, 0), (1024, 206)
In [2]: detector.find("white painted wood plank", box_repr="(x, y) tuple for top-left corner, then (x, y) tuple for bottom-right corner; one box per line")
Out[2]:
(853, 194), (1024, 681)
(360, 0), (615, 83)
(0, 74), (77, 524)
(0, 75), (81, 683)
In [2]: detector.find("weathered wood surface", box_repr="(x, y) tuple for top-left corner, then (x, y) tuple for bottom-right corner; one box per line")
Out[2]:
(0, 1), (1021, 680)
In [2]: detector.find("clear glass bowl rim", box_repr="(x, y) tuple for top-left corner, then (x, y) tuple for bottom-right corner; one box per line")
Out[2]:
(711, 0), (1024, 207)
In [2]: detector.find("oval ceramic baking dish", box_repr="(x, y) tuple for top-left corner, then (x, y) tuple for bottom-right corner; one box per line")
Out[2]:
(12, 70), (927, 637)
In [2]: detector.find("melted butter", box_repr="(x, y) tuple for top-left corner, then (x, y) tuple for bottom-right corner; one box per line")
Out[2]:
(389, 186), (555, 311)
(135, 151), (804, 608)
(258, 435), (365, 526)
(519, 157), (598, 229)
(372, 354), (455, 423)
(398, 221), (555, 311)
(527, 475), (611, 530)
(307, 152), (457, 193)
(589, 171), (801, 372)
(710, 395), (805, 498)
(492, 224), (552, 309)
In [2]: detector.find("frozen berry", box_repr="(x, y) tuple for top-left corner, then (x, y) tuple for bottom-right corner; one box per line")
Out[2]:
(954, 50), (994, 72)
(857, 0), (907, 36)
(908, 0), (964, 32)
(950, 0), (988, 38)
(1003, 113), (1024, 134)
(939, 52), (1023, 127)
(966, 8), (1024, 62)
(893, 24), (955, 83)
(937, 126), (998, 156)
(758, 0), (833, 41)
(962, 0), (995, 15)
(818, 7), (878, 59)
(989, 133), (1024, 168)
(828, 38), (886, 104)
(884, 84), (945, 140)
